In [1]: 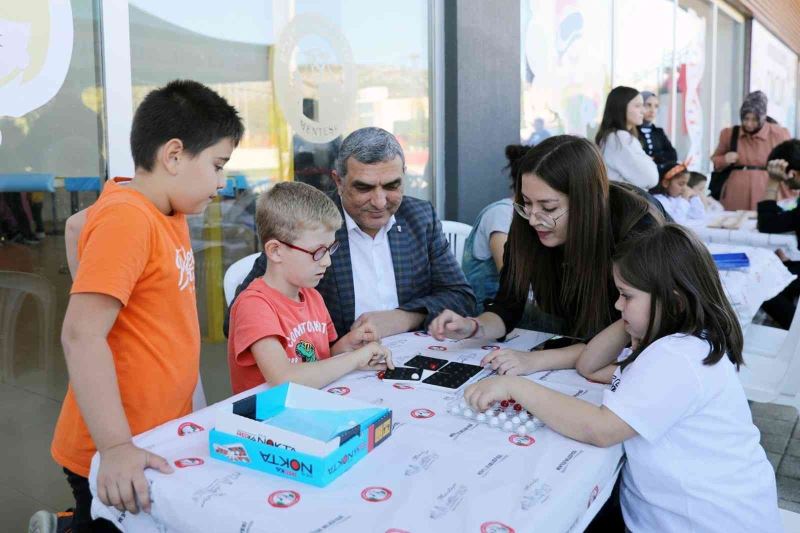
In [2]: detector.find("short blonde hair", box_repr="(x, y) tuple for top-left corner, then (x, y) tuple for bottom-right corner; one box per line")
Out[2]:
(256, 182), (342, 245)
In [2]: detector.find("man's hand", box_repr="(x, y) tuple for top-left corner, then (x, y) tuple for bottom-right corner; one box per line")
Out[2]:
(337, 321), (379, 352)
(724, 151), (739, 165)
(767, 159), (790, 182)
(97, 441), (173, 514)
(351, 309), (424, 339)
(480, 349), (533, 376)
(427, 309), (477, 341)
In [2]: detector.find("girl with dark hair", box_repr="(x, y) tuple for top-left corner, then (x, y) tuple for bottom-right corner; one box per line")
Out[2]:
(462, 144), (530, 312)
(429, 135), (664, 374)
(596, 87), (658, 189)
(649, 162), (704, 224)
(464, 224), (780, 533)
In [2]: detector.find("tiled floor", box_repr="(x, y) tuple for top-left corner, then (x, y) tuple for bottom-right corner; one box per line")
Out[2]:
(2, 237), (800, 531)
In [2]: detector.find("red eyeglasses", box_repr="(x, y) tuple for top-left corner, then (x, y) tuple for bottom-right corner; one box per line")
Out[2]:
(277, 239), (340, 261)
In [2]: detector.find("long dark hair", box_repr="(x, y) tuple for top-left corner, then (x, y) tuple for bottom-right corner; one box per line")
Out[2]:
(504, 144), (531, 189)
(503, 135), (613, 338)
(614, 224), (743, 370)
(595, 86), (640, 146)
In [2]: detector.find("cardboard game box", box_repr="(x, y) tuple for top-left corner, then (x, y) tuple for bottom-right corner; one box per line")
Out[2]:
(209, 382), (392, 487)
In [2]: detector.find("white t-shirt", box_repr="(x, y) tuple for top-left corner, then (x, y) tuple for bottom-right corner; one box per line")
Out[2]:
(472, 199), (513, 261)
(654, 194), (706, 225)
(603, 334), (781, 533)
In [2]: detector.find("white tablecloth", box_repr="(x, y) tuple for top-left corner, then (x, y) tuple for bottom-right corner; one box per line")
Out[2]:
(89, 330), (623, 533)
(689, 212), (797, 255)
(708, 243), (797, 328)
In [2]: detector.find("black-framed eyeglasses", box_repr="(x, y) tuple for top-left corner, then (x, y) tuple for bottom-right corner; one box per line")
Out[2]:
(512, 202), (568, 230)
(277, 240), (340, 261)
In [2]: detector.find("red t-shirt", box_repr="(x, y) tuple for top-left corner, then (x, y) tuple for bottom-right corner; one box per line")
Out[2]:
(228, 278), (337, 394)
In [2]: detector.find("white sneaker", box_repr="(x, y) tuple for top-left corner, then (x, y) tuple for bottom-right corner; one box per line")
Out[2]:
(28, 510), (56, 533)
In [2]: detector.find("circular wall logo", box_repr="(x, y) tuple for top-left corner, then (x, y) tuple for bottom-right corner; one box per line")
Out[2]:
(174, 457), (204, 468)
(327, 386), (350, 395)
(361, 486), (392, 503)
(410, 408), (435, 419)
(508, 435), (535, 447)
(273, 14), (356, 143)
(177, 422), (205, 436)
(268, 490), (301, 508)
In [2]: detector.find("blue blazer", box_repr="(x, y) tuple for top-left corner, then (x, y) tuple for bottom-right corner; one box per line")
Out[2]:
(224, 194), (477, 338)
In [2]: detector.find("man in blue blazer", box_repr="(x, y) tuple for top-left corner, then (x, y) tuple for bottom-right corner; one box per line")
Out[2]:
(225, 127), (476, 339)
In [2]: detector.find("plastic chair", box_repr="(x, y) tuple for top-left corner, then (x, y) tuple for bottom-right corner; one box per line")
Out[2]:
(738, 306), (800, 403)
(0, 271), (55, 383)
(441, 220), (473, 267)
(223, 252), (261, 306)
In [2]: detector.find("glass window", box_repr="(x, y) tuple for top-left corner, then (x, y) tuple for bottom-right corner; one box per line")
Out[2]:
(128, 1), (431, 395)
(520, 0), (612, 143)
(750, 20), (798, 136)
(713, 8), (744, 151)
(674, 0), (713, 172)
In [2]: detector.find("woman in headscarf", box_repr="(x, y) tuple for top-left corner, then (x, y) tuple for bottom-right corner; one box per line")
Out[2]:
(637, 91), (678, 177)
(712, 91), (791, 211)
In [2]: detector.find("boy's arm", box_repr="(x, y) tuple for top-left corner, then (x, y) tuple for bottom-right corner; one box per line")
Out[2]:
(252, 337), (393, 389)
(465, 377), (637, 447)
(575, 320), (629, 381)
(62, 293), (172, 514)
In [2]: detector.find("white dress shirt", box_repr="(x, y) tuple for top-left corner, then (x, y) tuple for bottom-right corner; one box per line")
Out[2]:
(344, 210), (400, 319)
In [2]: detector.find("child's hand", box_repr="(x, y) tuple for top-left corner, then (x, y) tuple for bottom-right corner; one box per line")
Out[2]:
(97, 441), (173, 514)
(351, 342), (394, 371)
(480, 349), (532, 376)
(464, 376), (516, 412)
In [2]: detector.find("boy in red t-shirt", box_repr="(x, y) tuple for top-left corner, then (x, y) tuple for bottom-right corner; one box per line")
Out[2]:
(228, 181), (393, 393)
(31, 81), (244, 533)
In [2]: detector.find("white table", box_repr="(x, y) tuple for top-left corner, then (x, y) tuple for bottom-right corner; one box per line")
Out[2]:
(708, 243), (797, 328)
(689, 212), (797, 255)
(89, 330), (623, 533)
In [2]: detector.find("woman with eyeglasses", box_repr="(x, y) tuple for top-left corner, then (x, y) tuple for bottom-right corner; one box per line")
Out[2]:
(429, 135), (665, 375)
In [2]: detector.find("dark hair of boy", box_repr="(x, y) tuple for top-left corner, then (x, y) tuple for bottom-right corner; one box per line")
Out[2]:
(595, 86), (641, 146)
(503, 144), (532, 189)
(688, 171), (708, 189)
(502, 135), (662, 338)
(613, 224), (743, 370)
(130, 79), (244, 171)
(767, 139), (800, 173)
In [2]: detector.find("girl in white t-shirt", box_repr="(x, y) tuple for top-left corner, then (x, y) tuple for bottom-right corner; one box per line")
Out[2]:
(464, 224), (781, 533)
(650, 163), (706, 225)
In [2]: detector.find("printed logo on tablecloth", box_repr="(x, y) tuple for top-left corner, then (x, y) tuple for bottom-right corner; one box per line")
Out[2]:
(556, 450), (583, 473)
(327, 386), (350, 395)
(480, 521), (516, 533)
(361, 486), (392, 502)
(508, 435), (535, 447)
(428, 345), (447, 351)
(588, 485), (600, 508)
(393, 383), (414, 390)
(268, 489), (301, 508)
(411, 408), (435, 419)
(386, 529), (410, 533)
(177, 422), (205, 436)
(174, 457), (204, 468)
(482, 345), (501, 351)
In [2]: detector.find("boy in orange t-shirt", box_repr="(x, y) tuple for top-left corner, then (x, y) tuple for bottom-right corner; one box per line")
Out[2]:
(228, 181), (394, 394)
(38, 81), (244, 533)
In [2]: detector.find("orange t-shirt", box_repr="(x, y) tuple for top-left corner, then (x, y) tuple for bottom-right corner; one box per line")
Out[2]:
(51, 178), (200, 477)
(228, 278), (337, 394)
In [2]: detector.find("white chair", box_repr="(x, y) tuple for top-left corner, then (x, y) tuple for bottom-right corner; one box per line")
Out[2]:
(223, 252), (261, 306)
(441, 220), (473, 267)
(738, 305), (800, 403)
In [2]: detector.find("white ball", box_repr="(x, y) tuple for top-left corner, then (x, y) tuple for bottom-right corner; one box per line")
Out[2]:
(516, 426), (528, 436)
(450, 405), (461, 415)
(502, 421), (513, 431)
(459, 400), (467, 409)
(489, 417), (500, 427)
(519, 412), (529, 421)
(511, 416), (521, 425)
(463, 409), (475, 418)
(524, 420), (535, 429)
(498, 412), (508, 421)
(476, 413), (487, 422)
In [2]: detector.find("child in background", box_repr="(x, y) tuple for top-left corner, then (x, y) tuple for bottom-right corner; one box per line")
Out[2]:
(688, 171), (724, 213)
(464, 224), (780, 533)
(228, 181), (393, 394)
(650, 162), (705, 224)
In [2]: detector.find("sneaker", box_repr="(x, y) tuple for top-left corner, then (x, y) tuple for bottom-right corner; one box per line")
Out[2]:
(28, 509), (73, 533)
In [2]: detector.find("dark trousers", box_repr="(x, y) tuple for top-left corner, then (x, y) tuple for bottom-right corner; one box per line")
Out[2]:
(64, 468), (119, 532)
(761, 260), (800, 329)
